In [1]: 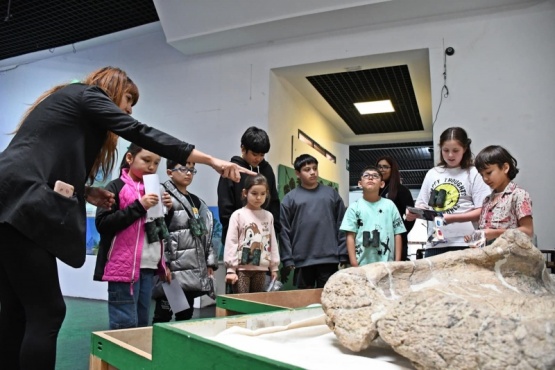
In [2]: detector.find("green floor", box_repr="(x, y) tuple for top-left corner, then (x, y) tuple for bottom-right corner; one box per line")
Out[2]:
(57, 297), (107, 370)
(57, 297), (215, 370)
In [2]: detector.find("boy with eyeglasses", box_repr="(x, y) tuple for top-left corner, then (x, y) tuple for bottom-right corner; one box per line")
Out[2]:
(340, 166), (406, 266)
(151, 160), (218, 323)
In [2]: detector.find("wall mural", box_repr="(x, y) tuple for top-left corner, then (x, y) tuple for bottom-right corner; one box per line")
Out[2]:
(209, 206), (224, 260)
(86, 171), (112, 255)
(277, 164), (338, 201)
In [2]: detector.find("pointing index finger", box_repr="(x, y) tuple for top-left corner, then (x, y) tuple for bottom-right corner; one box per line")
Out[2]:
(237, 167), (257, 176)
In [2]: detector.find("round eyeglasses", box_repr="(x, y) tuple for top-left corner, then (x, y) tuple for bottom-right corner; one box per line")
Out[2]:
(172, 167), (197, 175)
(362, 173), (381, 180)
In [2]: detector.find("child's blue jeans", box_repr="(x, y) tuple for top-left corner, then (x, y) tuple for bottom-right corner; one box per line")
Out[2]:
(107, 269), (156, 329)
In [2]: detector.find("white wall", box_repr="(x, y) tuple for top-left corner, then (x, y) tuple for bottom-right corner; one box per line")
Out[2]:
(1, 1), (554, 297)
(57, 256), (107, 300)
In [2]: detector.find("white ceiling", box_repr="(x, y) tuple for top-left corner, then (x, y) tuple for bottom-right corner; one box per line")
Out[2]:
(153, 0), (539, 146)
(154, 0), (538, 56)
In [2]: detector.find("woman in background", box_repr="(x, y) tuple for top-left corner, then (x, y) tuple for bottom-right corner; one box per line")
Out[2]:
(376, 156), (415, 260)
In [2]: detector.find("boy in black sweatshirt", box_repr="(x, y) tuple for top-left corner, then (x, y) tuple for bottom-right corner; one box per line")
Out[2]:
(217, 126), (281, 244)
(280, 154), (347, 289)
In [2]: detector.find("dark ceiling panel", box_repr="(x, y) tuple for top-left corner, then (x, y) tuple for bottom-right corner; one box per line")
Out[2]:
(307, 65), (424, 135)
(349, 142), (434, 189)
(0, 0), (159, 61)
(307, 65), (431, 189)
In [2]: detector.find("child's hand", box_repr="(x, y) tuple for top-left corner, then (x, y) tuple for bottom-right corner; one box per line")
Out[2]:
(164, 268), (172, 283)
(466, 230), (486, 248)
(270, 270), (278, 281)
(226, 272), (238, 284)
(207, 267), (214, 277)
(140, 193), (159, 210)
(405, 209), (418, 222)
(483, 229), (497, 241)
(161, 192), (173, 210)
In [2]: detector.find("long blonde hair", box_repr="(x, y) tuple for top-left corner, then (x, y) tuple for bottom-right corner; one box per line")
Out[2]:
(15, 67), (140, 184)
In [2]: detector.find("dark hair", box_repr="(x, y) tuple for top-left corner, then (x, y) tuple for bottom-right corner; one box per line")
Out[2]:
(475, 145), (519, 180)
(438, 127), (473, 169)
(243, 174), (270, 208)
(241, 126), (271, 154)
(375, 156), (400, 200)
(360, 166), (383, 180)
(166, 159), (180, 170)
(294, 154), (318, 171)
(167, 160), (195, 170)
(119, 143), (144, 175)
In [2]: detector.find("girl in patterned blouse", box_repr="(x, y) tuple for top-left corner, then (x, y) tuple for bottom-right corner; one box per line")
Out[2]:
(470, 145), (533, 243)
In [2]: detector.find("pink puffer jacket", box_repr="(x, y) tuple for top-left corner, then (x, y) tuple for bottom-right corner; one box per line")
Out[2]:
(102, 169), (147, 284)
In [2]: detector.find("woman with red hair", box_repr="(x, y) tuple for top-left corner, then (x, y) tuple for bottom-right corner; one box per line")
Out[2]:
(0, 66), (252, 370)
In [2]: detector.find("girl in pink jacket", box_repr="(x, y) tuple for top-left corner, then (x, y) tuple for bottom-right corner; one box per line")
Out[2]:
(96, 144), (172, 329)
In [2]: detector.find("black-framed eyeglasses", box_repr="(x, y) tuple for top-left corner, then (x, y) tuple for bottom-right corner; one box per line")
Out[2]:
(172, 167), (197, 175)
(362, 173), (381, 180)
(377, 165), (391, 170)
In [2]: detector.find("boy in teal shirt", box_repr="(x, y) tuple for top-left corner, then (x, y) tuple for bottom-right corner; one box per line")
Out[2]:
(341, 166), (406, 266)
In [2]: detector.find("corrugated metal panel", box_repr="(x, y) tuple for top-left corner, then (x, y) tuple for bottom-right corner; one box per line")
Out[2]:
(0, 0), (159, 61)
(307, 65), (424, 135)
(349, 142), (434, 189)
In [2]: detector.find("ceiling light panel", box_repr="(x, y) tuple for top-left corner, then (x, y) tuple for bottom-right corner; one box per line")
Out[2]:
(307, 65), (424, 135)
